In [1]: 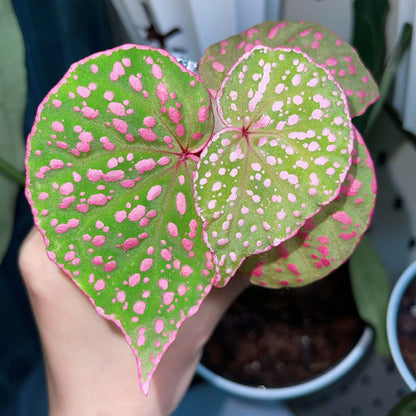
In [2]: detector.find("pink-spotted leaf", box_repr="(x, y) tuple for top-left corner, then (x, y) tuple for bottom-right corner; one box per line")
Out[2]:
(195, 46), (353, 286)
(25, 45), (215, 395)
(199, 21), (379, 118)
(240, 128), (377, 288)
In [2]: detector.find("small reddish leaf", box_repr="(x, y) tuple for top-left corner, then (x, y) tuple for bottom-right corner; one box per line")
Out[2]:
(195, 47), (354, 286)
(240, 127), (376, 287)
(199, 21), (379, 118)
(25, 45), (215, 394)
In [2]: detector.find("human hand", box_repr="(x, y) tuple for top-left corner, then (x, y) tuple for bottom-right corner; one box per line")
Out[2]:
(19, 227), (248, 416)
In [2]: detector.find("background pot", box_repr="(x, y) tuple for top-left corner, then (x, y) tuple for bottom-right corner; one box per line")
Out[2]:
(197, 264), (373, 401)
(387, 260), (416, 390)
(197, 326), (372, 401)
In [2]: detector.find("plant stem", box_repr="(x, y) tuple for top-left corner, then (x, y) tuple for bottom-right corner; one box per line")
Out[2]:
(384, 104), (416, 149)
(0, 156), (25, 186)
(364, 23), (413, 134)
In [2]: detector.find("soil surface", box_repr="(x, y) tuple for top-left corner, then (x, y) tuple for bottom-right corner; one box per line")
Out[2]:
(201, 263), (365, 388)
(398, 276), (416, 377)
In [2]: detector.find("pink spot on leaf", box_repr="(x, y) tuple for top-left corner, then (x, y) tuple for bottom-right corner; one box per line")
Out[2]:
(121, 179), (135, 188)
(115, 210), (127, 223)
(341, 177), (362, 196)
(249, 261), (264, 277)
(110, 61), (125, 81)
(52, 121), (64, 132)
(340, 231), (357, 241)
(109, 102), (126, 116)
(139, 128), (157, 142)
(76, 204), (89, 213)
(181, 265), (193, 277)
(123, 237), (139, 250)
(77, 86), (90, 98)
(176, 192), (186, 215)
(167, 222), (178, 237)
(104, 260), (117, 272)
(176, 124), (185, 137)
(93, 235), (106, 247)
(182, 238), (194, 251)
(144, 116), (156, 127)
(94, 279), (106, 291)
(147, 185), (162, 201)
(60, 182), (74, 195)
(113, 119), (128, 133)
(277, 244), (290, 259)
(76, 142), (90, 152)
(157, 156), (170, 166)
(155, 319), (164, 334)
(104, 91), (114, 100)
(158, 279), (168, 290)
(50, 159), (64, 169)
(88, 194), (107, 206)
(161, 249), (171, 261)
(140, 258), (153, 272)
(156, 82), (168, 105)
(152, 64), (163, 79)
(197, 106), (208, 123)
(103, 170), (125, 182)
(133, 301), (146, 314)
(59, 196), (76, 209)
(81, 107), (99, 119)
(135, 158), (156, 172)
(332, 211), (352, 225)
(212, 62), (224, 72)
(87, 169), (103, 182)
(169, 107), (181, 124)
(117, 291), (126, 303)
(129, 273), (140, 287)
(128, 205), (146, 221)
(163, 292), (174, 305)
(129, 74), (142, 92)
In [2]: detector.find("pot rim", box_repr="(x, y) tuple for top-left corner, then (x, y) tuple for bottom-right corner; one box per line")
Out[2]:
(197, 326), (373, 400)
(387, 260), (416, 391)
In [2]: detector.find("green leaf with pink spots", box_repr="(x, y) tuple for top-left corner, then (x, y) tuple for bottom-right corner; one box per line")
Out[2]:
(239, 127), (376, 288)
(199, 20), (379, 118)
(195, 46), (354, 286)
(25, 45), (215, 394)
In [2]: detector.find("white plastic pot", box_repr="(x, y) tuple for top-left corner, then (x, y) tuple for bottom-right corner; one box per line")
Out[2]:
(197, 326), (373, 401)
(387, 260), (416, 391)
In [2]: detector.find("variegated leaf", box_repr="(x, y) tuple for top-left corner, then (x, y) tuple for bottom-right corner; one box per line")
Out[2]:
(25, 45), (215, 394)
(195, 46), (353, 286)
(240, 127), (376, 287)
(199, 21), (379, 118)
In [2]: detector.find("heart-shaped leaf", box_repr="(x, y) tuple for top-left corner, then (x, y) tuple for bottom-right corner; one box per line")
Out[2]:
(25, 45), (215, 394)
(195, 46), (354, 286)
(199, 21), (379, 118)
(240, 127), (376, 287)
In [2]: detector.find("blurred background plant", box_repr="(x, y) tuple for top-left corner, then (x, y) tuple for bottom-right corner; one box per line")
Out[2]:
(0, 1), (118, 413)
(348, 0), (413, 361)
(349, 1), (416, 414)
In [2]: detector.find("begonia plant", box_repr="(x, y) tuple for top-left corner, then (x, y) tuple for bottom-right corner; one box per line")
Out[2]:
(25, 21), (378, 395)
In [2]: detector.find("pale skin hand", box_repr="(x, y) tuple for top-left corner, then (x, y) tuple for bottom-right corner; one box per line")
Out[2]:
(19, 227), (249, 416)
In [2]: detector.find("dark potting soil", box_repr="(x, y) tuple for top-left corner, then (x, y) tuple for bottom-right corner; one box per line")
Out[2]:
(398, 277), (416, 377)
(201, 263), (365, 388)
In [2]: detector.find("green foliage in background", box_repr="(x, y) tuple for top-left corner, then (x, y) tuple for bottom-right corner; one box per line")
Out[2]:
(349, 236), (390, 358)
(389, 392), (416, 416)
(352, 0), (389, 82)
(0, 0), (26, 265)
